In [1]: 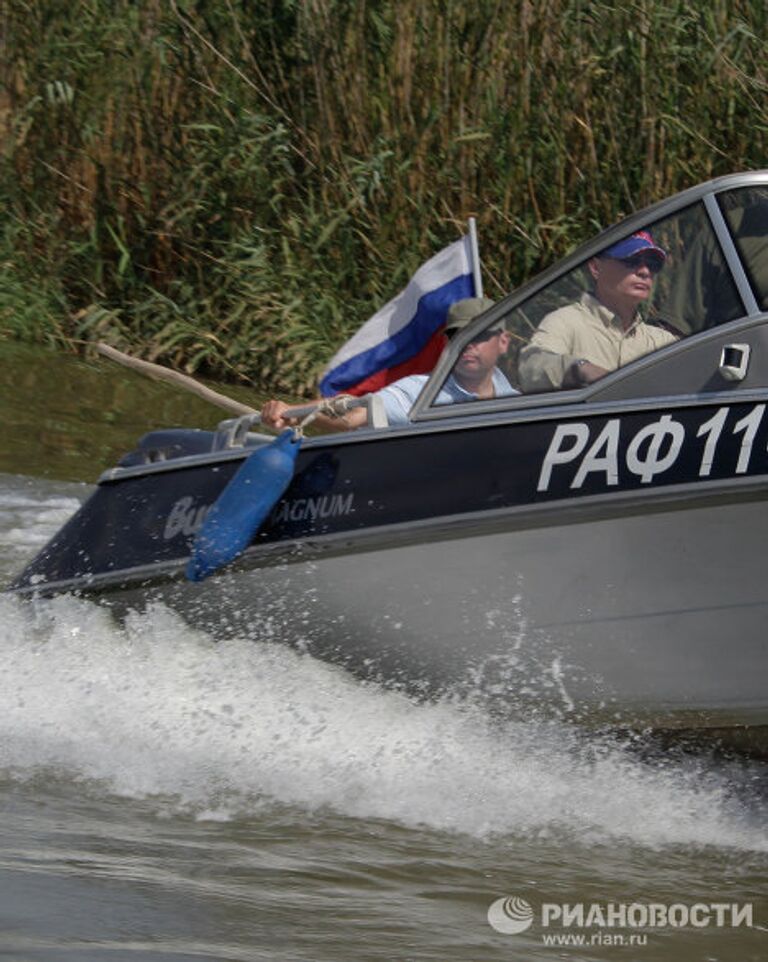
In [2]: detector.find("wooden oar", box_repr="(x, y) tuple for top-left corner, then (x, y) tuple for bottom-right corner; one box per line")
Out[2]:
(95, 342), (257, 416)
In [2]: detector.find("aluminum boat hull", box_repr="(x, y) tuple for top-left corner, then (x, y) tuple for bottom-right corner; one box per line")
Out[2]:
(92, 490), (766, 734)
(11, 396), (768, 738)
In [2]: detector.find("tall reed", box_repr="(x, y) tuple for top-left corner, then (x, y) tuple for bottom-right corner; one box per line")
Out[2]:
(1, 0), (766, 394)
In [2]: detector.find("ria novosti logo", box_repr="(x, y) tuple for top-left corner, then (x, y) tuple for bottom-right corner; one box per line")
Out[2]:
(487, 897), (535, 934)
(487, 895), (754, 935)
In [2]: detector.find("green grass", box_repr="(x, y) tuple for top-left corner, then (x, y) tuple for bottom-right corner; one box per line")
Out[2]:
(1, 0), (766, 395)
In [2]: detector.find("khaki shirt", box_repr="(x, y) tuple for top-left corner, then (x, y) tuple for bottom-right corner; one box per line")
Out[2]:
(518, 292), (678, 392)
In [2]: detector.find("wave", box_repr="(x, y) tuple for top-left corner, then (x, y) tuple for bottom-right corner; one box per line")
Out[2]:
(0, 474), (84, 574)
(0, 592), (764, 853)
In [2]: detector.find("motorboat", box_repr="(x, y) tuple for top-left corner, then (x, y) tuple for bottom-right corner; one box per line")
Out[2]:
(9, 171), (768, 743)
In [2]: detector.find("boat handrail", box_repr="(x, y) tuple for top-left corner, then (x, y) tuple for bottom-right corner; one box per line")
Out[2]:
(214, 393), (388, 449)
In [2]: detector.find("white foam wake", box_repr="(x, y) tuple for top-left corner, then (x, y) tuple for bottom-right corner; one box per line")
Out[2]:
(0, 592), (764, 852)
(0, 474), (84, 564)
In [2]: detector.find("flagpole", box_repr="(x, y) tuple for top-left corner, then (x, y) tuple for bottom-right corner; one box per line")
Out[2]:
(468, 217), (483, 298)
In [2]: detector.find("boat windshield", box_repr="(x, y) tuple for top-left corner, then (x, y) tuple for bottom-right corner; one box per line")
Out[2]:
(425, 182), (768, 408)
(718, 186), (768, 311)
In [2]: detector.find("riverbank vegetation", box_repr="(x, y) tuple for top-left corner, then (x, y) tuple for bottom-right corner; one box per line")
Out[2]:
(2, 0), (766, 394)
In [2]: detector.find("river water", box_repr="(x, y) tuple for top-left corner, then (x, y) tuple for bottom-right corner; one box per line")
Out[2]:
(0, 342), (766, 961)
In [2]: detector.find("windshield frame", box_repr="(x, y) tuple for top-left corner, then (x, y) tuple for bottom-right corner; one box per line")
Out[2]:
(409, 170), (768, 423)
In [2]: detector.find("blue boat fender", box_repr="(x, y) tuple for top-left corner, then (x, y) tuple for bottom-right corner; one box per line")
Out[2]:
(186, 429), (301, 582)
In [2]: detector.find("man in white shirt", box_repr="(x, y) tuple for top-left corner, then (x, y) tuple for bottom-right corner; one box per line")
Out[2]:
(261, 297), (517, 431)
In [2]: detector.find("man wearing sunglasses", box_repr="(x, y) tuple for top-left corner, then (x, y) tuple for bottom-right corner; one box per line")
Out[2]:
(260, 297), (517, 431)
(518, 231), (678, 393)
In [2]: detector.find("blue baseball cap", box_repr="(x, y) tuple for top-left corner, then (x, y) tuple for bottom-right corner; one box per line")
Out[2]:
(599, 230), (667, 265)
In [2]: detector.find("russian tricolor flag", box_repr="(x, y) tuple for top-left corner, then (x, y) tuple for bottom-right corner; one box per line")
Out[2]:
(319, 235), (476, 397)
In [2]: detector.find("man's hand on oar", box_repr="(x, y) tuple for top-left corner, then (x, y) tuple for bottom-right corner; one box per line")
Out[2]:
(260, 400), (305, 430)
(260, 395), (369, 433)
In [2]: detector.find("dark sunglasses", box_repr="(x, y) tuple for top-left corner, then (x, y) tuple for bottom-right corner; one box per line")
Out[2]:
(446, 328), (501, 343)
(618, 255), (663, 274)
